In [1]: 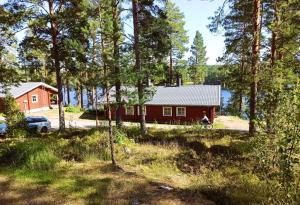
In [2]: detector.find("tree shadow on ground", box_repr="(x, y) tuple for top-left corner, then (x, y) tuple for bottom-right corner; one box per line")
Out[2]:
(79, 110), (105, 120)
(189, 177), (270, 205)
(84, 163), (216, 205)
(0, 176), (66, 205)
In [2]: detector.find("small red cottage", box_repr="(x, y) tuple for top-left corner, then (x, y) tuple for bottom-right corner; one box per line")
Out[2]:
(0, 82), (58, 113)
(101, 85), (221, 124)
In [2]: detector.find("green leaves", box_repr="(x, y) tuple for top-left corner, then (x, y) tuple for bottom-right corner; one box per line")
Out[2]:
(188, 31), (207, 84)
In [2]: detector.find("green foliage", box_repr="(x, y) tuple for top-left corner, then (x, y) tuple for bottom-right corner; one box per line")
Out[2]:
(65, 105), (82, 113)
(0, 2), (24, 85)
(254, 86), (300, 202)
(3, 94), (26, 138)
(166, 1), (189, 58)
(27, 149), (59, 171)
(0, 139), (59, 171)
(113, 128), (135, 147)
(55, 129), (111, 162)
(204, 65), (226, 85)
(188, 31), (208, 84)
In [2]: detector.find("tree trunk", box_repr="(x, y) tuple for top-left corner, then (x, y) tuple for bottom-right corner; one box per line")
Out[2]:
(63, 85), (66, 106)
(80, 85), (84, 109)
(132, 0), (146, 135)
(92, 86), (96, 110)
(112, 0), (122, 128)
(105, 86), (116, 165)
(266, 0), (279, 133)
(169, 49), (173, 86)
(87, 88), (90, 108)
(76, 84), (81, 107)
(249, 0), (261, 136)
(49, 0), (65, 131)
(95, 89), (99, 127)
(239, 55), (245, 116)
(66, 79), (71, 106)
(239, 92), (243, 115)
(101, 32), (116, 165)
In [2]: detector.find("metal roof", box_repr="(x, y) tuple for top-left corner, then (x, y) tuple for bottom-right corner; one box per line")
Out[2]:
(100, 85), (221, 106)
(0, 82), (58, 98)
(146, 85), (221, 106)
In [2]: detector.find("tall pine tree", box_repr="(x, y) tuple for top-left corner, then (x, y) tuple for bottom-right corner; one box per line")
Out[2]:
(188, 31), (208, 84)
(165, 1), (188, 85)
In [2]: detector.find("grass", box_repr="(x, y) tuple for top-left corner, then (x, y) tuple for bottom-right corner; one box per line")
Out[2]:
(65, 105), (82, 113)
(0, 128), (298, 204)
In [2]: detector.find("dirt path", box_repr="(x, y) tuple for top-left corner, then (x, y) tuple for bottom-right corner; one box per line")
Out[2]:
(215, 116), (249, 131)
(27, 109), (249, 131)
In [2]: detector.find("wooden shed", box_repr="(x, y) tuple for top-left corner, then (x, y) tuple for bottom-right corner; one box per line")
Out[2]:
(0, 82), (58, 113)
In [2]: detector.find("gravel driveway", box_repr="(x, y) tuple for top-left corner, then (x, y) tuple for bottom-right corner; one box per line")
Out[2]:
(26, 109), (249, 131)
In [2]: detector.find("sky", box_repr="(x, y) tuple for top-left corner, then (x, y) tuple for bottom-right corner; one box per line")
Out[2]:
(171, 0), (225, 65)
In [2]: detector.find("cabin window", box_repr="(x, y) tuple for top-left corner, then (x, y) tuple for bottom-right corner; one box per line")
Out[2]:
(31, 95), (38, 103)
(137, 106), (147, 116)
(176, 107), (186, 117)
(125, 106), (135, 115)
(163, 107), (172, 116)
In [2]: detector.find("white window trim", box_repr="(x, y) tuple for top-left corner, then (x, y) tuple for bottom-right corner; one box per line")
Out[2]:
(32, 95), (38, 103)
(163, 107), (172, 116)
(176, 107), (186, 117)
(125, 106), (135, 116)
(137, 106), (147, 116)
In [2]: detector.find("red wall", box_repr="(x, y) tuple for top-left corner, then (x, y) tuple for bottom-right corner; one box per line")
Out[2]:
(0, 86), (56, 113)
(109, 105), (216, 124)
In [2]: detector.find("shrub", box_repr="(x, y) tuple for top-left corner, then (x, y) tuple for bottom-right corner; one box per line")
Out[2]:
(3, 94), (27, 138)
(65, 105), (81, 113)
(125, 126), (141, 140)
(192, 122), (203, 133)
(254, 87), (300, 203)
(27, 149), (59, 170)
(0, 139), (59, 170)
(55, 130), (111, 162)
(114, 129), (128, 144)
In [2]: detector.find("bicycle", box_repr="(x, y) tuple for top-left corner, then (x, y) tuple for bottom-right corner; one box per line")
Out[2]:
(201, 122), (213, 129)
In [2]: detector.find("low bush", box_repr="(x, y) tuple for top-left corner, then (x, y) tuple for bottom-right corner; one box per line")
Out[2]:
(65, 105), (82, 113)
(0, 139), (59, 171)
(3, 94), (28, 138)
(27, 149), (59, 170)
(125, 126), (141, 139)
(55, 129), (111, 162)
(114, 129), (134, 146)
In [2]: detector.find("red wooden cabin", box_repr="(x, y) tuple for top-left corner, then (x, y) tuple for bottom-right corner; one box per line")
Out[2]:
(0, 82), (58, 113)
(101, 85), (221, 124)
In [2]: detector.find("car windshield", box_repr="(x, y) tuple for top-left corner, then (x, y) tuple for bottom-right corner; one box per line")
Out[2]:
(25, 117), (47, 123)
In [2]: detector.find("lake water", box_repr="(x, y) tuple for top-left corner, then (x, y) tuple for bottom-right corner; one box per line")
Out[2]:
(222, 90), (232, 108)
(63, 87), (103, 108)
(63, 87), (232, 109)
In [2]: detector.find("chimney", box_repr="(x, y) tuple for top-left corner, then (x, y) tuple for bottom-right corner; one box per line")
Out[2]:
(176, 74), (182, 87)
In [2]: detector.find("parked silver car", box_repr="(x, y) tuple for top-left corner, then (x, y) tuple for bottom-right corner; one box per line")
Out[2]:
(0, 117), (51, 135)
(25, 116), (51, 133)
